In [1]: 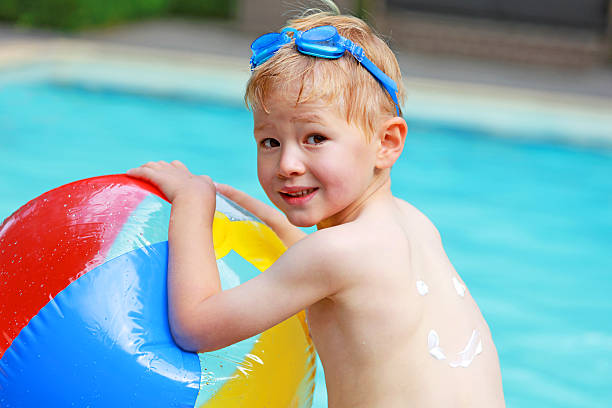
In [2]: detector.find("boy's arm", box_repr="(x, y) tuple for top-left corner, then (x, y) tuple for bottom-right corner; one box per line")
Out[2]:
(214, 183), (306, 247)
(127, 161), (345, 352)
(179, 229), (345, 351)
(127, 161), (221, 349)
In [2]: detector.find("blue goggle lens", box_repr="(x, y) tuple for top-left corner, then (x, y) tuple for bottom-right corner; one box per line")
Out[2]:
(301, 25), (337, 42)
(297, 26), (344, 58)
(251, 32), (284, 52)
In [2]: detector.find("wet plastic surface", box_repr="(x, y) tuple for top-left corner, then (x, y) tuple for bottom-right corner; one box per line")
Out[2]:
(1, 242), (201, 406)
(0, 175), (315, 407)
(0, 176), (158, 359)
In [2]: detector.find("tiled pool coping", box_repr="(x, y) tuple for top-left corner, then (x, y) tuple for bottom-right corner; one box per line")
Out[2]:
(2, 38), (612, 147)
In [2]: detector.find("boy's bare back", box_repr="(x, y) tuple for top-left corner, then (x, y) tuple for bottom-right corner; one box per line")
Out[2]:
(304, 194), (505, 407)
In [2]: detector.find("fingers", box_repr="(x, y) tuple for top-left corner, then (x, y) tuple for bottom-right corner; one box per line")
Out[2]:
(171, 160), (189, 171)
(213, 182), (233, 196)
(127, 160), (214, 188)
(214, 183), (249, 203)
(215, 184), (285, 226)
(128, 160), (185, 176)
(146, 160), (168, 169)
(128, 161), (165, 173)
(213, 183), (306, 247)
(126, 164), (155, 178)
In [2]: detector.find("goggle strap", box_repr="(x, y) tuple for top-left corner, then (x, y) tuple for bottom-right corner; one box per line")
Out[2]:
(357, 55), (401, 116)
(340, 38), (365, 63)
(281, 27), (298, 37)
(341, 37), (400, 116)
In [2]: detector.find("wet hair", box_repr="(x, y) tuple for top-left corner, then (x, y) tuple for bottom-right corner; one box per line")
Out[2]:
(244, 1), (405, 141)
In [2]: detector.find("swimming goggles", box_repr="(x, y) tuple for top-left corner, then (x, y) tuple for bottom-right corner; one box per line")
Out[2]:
(250, 25), (400, 116)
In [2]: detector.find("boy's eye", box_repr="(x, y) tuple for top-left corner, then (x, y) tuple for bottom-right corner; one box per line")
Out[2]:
(306, 134), (326, 145)
(260, 138), (280, 148)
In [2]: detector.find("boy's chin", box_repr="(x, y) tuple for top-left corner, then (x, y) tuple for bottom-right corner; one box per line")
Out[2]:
(287, 218), (317, 228)
(284, 212), (318, 228)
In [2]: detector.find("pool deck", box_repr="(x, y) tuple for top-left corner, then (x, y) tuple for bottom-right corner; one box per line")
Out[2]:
(2, 19), (612, 145)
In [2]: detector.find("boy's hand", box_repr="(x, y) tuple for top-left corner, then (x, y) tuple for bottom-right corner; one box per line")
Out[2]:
(215, 183), (306, 247)
(127, 160), (215, 206)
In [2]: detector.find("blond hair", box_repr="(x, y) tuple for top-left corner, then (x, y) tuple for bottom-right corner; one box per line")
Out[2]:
(244, 2), (405, 141)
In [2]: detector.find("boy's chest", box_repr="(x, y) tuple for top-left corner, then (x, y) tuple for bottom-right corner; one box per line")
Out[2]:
(304, 295), (362, 365)
(305, 297), (344, 350)
(305, 297), (334, 336)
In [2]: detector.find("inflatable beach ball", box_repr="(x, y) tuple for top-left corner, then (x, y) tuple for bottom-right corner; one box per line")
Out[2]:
(0, 175), (316, 407)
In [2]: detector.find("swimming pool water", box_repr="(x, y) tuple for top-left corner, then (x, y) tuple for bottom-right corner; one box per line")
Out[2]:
(1, 80), (611, 407)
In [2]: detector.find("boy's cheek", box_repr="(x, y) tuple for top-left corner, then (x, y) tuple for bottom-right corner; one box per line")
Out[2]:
(319, 168), (371, 208)
(256, 169), (282, 209)
(256, 162), (271, 188)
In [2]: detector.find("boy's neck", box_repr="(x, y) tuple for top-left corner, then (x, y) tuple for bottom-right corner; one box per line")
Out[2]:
(316, 171), (392, 230)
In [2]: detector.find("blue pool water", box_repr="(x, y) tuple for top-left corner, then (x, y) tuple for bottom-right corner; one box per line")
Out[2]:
(1, 80), (611, 407)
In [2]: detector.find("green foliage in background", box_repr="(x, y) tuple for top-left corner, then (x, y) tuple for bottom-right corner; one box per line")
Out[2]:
(0, 0), (19, 21)
(168, 0), (235, 19)
(0, 0), (235, 31)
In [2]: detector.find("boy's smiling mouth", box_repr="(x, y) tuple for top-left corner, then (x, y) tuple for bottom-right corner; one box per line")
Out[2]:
(279, 187), (319, 204)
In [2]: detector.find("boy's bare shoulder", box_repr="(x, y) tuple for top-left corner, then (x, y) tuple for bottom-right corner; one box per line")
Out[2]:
(393, 197), (442, 243)
(286, 198), (445, 293)
(298, 223), (371, 263)
(291, 222), (382, 288)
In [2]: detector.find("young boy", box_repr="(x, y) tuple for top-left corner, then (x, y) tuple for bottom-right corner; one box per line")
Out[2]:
(128, 5), (505, 407)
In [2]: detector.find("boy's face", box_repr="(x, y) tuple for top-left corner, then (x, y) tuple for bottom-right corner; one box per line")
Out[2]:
(254, 91), (380, 228)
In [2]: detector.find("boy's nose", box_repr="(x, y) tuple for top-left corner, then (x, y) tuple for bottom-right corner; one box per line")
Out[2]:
(277, 147), (306, 178)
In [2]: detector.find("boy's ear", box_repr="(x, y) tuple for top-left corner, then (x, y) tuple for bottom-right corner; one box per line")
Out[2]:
(374, 116), (407, 169)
